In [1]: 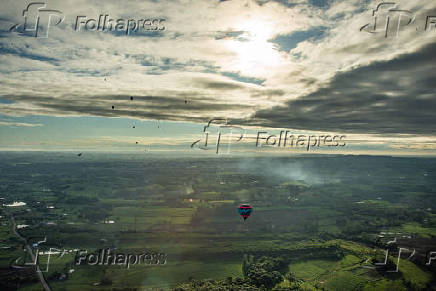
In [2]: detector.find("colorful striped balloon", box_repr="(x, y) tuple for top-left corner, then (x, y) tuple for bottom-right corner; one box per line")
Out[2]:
(238, 204), (253, 220)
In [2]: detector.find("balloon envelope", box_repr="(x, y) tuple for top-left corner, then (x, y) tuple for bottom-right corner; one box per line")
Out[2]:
(238, 204), (252, 220)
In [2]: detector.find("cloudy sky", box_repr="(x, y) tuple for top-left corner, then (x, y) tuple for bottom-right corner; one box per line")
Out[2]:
(0, 0), (435, 155)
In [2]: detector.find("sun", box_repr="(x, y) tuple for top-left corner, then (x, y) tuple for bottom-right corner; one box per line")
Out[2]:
(226, 19), (282, 75)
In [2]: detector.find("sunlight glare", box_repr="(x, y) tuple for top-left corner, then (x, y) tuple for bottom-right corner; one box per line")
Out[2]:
(227, 19), (282, 75)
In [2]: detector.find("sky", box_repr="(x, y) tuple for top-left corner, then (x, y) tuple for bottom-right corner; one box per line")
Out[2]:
(0, 0), (435, 155)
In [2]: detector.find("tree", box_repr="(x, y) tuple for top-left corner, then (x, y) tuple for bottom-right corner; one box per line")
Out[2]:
(285, 272), (296, 283)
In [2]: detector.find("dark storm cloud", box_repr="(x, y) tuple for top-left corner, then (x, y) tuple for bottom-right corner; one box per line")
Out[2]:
(240, 42), (436, 134)
(1, 92), (256, 123)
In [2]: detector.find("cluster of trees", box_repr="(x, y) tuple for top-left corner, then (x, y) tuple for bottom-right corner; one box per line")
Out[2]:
(0, 267), (39, 290)
(243, 255), (285, 289)
(175, 255), (292, 290)
(174, 277), (263, 291)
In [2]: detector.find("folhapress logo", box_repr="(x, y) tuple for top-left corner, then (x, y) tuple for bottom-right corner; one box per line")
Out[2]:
(9, 2), (65, 38)
(360, 2), (436, 37)
(360, 2), (414, 38)
(9, 2), (166, 38)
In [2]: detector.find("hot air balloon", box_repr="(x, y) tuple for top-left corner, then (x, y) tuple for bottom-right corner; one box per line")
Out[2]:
(238, 204), (252, 221)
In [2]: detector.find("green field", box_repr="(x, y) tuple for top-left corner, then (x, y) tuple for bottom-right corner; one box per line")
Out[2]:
(0, 153), (435, 290)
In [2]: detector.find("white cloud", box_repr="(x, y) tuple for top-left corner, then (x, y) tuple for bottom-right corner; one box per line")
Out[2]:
(0, 121), (43, 127)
